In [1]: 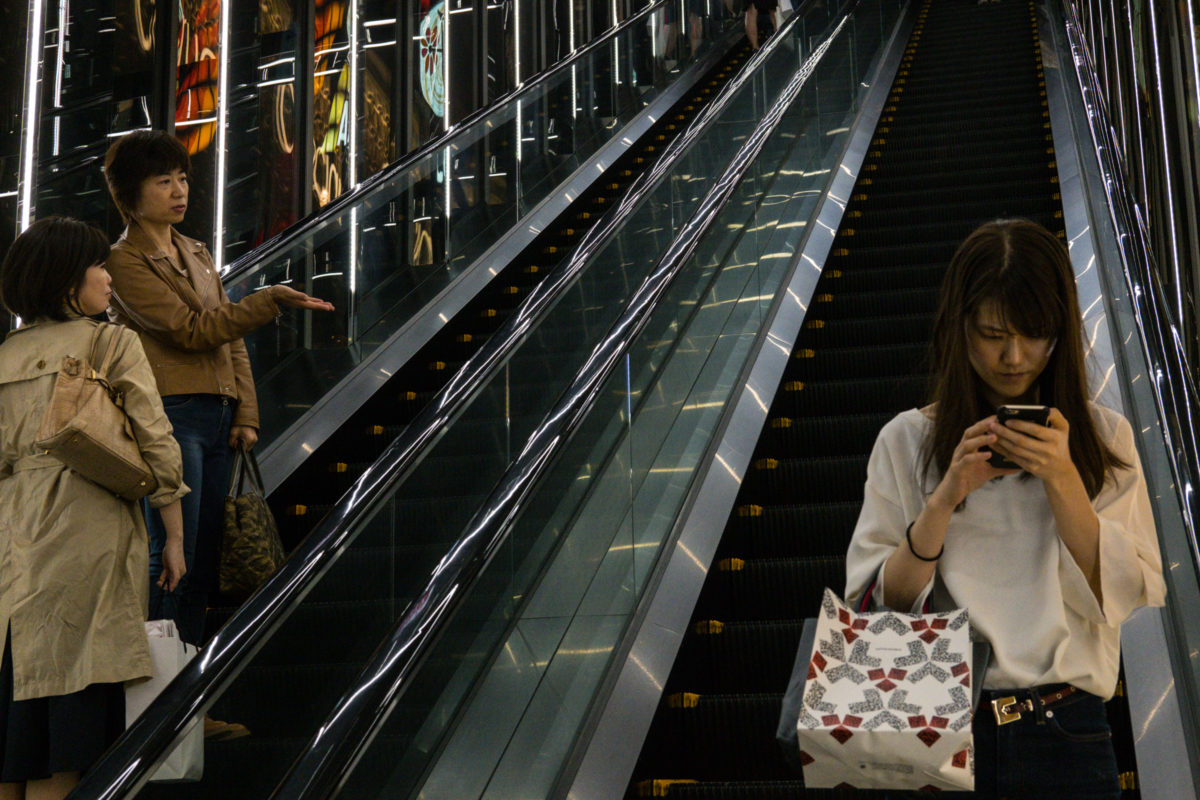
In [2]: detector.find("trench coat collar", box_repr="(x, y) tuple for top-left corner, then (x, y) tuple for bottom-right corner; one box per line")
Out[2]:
(117, 223), (216, 310)
(4, 314), (89, 339)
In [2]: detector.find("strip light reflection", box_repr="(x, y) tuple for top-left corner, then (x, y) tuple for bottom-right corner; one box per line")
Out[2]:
(348, 0), (358, 188)
(18, 0), (48, 232)
(1186, 1), (1200, 169)
(214, 0), (232, 271)
(1145, 2), (1183, 326)
(443, 2), (452, 128)
(52, 0), (66, 157)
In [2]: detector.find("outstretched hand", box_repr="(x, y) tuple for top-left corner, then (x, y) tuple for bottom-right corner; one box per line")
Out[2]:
(274, 285), (335, 312)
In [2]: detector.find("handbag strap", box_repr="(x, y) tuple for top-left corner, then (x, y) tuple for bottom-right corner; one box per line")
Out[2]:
(241, 447), (267, 497)
(88, 323), (122, 378)
(227, 447), (267, 497)
(228, 448), (247, 498)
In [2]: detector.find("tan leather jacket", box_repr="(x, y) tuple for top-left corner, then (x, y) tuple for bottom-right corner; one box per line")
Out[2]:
(106, 223), (282, 429)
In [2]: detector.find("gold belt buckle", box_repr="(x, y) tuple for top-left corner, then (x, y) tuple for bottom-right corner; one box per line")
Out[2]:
(991, 695), (1033, 726)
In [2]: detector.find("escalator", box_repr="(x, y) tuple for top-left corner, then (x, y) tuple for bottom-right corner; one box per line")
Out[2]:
(73, 3), (819, 797)
(77, 0), (1200, 797)
(175, 41), (756, 800)
(626, 1), (1142, 797)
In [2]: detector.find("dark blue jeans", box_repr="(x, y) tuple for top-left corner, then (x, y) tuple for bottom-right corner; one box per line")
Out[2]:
(890, 686), (1120, 800)
(146, 394), (234, 646)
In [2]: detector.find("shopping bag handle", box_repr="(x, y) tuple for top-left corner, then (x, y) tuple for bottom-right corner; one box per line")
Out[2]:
(227, 445), (267, 498)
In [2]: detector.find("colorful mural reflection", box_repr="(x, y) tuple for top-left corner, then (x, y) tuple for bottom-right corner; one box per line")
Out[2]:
(419, 2), (445, 118)
(312, 0), (349, 207)
(175, 0), (219, 154)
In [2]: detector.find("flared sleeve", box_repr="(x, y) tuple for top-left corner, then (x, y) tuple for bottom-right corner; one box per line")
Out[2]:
(1057, 409), (1166, 625)
(845, 412), (934, 612)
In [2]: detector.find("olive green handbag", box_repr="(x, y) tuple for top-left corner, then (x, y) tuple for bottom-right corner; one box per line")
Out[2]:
(219, 447), (285, 598)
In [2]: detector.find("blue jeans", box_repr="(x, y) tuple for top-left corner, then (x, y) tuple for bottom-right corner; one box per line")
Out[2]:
(146, 394), (234, 646)
(889, 686), (1120, 800)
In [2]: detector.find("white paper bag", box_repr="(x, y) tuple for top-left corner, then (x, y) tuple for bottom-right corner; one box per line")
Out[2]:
(796, 589), (974, 791)
(125, 619), (204, 782)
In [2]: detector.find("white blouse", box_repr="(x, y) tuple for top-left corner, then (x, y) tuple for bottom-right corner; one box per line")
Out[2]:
(845, 404), (1167, 699)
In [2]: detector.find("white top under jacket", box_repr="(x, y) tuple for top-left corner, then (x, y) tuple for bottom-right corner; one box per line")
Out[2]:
(844, 404), (1167, 700)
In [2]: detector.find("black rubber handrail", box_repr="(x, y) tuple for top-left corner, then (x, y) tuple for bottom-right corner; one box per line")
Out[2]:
(266, 7), (854, 798)
(220, 0), (671, 283)
(70, 10), (754, 800)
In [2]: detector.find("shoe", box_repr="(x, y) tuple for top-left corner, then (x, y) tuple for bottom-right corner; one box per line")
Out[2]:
(204, 715), (251, 741)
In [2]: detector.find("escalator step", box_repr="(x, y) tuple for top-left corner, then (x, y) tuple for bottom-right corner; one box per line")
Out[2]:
(806, 288), (938, 320)
(694, 556), (844, 622)
(638, 693), (790, 781)
(638, 780), (856, 799)
(757, 412), (892, 457)
(744, 454), (867, 504)
(771, 375), (925, 417)
(814, 263), (944, 294)
(723, 501), (862, 559)
(669, 620), (804, 694)
(795, 314), (931, 349)
(787, 342), (928, 381)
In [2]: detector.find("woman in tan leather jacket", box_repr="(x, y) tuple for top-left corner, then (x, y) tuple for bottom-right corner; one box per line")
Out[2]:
(103, 131), (332, 662)
(0, 217), (187, 800)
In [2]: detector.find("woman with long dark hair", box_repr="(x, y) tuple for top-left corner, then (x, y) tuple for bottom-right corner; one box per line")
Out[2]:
(845, 219), (1166, 798)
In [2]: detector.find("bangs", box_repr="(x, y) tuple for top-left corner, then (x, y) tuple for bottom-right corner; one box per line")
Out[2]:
(966, 259), (1064, 339)
(142, 138), (191, 176)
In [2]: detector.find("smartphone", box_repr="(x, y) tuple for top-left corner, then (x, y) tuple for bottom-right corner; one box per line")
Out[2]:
(987, 404), (1051, 469)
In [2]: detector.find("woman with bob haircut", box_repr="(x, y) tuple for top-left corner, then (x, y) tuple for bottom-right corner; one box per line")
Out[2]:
(0, 217), (187, 800)
(845, 219), (1166, 798)
(103, 131), (332, 671)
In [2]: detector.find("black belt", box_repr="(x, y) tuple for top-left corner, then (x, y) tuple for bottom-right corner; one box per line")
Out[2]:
(989, 684), (1079, 726)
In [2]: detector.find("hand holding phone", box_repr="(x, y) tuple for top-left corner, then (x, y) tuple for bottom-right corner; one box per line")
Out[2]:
(986, 404), (1051, 469)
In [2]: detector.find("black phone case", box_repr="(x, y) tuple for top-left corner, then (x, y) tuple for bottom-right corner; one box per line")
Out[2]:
(987, 406), (1050, 468)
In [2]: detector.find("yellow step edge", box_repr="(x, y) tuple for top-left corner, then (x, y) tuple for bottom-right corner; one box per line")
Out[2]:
(667, 692), (702, 709)
(636, 779), (698, 797)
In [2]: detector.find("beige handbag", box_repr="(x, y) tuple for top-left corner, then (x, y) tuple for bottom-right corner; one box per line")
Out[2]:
(34, 323), (158, 501)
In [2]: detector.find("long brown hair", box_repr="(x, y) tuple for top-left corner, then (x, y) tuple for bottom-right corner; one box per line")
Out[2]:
(923, 219), (1126, 498)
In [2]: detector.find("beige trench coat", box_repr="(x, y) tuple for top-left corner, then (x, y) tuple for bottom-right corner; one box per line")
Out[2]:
(0, 318), (188, 700)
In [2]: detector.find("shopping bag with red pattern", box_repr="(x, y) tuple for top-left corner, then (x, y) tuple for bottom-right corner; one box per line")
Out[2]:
(795, 588), (974, 791)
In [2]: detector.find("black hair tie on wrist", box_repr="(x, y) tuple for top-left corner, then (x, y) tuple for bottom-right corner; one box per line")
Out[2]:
(905, 521), (943, 562)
